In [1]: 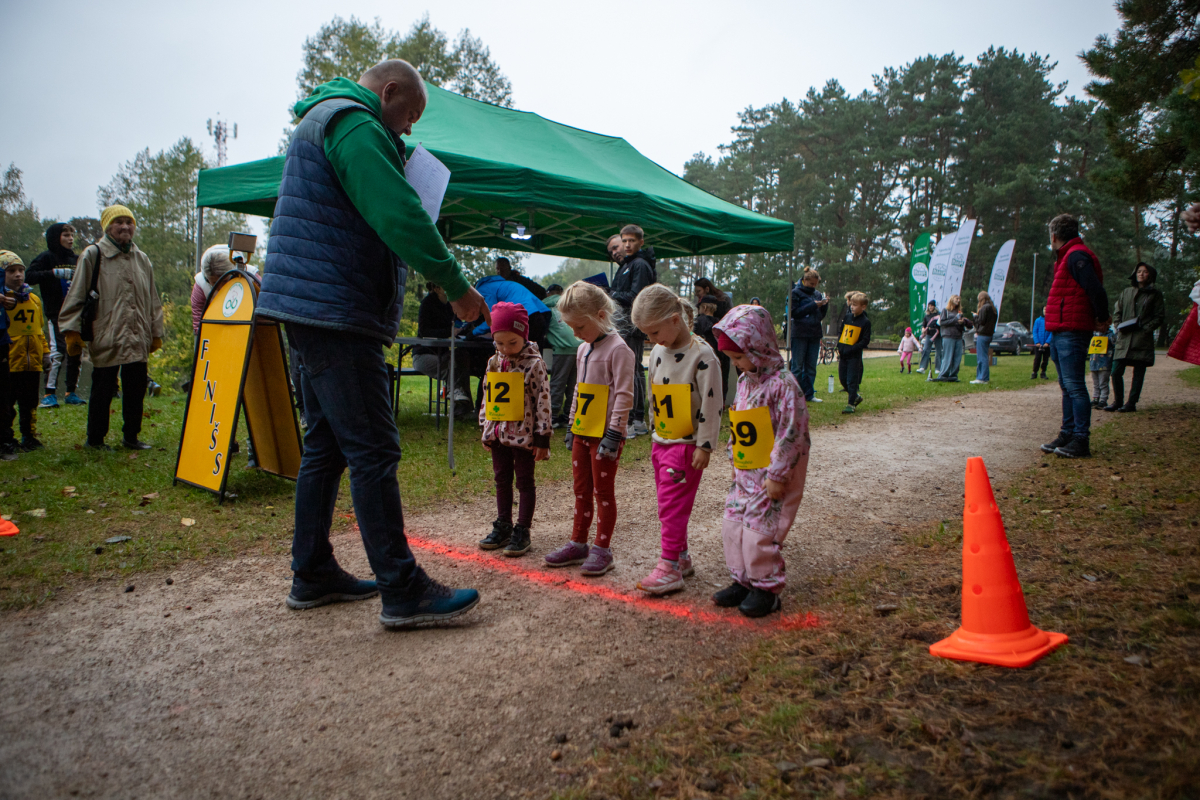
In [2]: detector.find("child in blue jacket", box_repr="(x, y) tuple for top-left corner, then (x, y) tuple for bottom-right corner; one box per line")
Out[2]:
(1031, 306), (1053, 379)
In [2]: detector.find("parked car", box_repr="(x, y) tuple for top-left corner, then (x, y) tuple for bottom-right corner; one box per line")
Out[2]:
(990, 322), (1034, 355)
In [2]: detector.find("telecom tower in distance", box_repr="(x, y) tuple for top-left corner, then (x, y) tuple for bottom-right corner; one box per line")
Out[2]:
(207, 117), (237, 167)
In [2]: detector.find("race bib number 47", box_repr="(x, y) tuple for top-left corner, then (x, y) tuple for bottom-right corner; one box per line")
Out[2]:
(651, 383), (693, 439)
(484, 372), (525, 421)
(572, 382), (609, 437)
(728, 406), (775, 470)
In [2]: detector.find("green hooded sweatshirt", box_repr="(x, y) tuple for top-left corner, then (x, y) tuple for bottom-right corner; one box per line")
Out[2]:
(293, 78), (470, 301)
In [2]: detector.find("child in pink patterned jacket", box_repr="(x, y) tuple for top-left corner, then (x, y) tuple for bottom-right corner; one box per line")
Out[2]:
(712, 304), (811, 618)
(478, 302), (552, 558)
(898, 327), (919, 373)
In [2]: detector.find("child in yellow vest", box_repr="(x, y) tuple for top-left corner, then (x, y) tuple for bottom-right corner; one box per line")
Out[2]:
(3, 252), (50, 450)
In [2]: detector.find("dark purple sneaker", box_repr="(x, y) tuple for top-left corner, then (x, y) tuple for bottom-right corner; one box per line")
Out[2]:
(545, 540), (589, 567)
(580, 546), (614, 576)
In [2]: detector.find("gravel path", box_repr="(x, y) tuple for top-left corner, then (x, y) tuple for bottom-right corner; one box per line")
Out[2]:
(1, 360), (1195, 799)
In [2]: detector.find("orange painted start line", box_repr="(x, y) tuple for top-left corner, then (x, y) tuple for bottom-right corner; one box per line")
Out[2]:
(403, 532), (820, 631)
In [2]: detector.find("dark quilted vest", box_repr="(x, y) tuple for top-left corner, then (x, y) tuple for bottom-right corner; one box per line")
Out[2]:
(1045, 238), (1102, 333)
(258, 99), (407, 342)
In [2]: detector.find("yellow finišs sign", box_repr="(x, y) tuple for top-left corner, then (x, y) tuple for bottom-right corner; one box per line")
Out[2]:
(728, 406), (775, 470)
(572, 382), (609, 437)
(1088, 336), (1109, 355)
(839, 324), (862, 346)
(484, 372), (525, 421)
(651, 383), (693, 439)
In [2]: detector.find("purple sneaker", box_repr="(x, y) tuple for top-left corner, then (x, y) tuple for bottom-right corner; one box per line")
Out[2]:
(580, 546), (614, 576)
(678, 551), (694, 578)
(545, 540), (590, 567)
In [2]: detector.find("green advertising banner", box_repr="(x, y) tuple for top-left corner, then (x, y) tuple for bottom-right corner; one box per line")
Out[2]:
(908, 231), (933, 334)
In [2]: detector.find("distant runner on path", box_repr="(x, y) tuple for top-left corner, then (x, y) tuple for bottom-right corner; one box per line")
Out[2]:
(257, 59), (490, 629)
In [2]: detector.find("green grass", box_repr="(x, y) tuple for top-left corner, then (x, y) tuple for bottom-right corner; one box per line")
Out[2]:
(0, 353), (1045, 609)
(1180, 366), (1200, 387)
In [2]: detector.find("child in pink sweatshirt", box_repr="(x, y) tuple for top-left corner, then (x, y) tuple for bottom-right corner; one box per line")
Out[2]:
(712, 305), (811, 618)
(898, 327), (919, 373)
(543, 281), (634, 577)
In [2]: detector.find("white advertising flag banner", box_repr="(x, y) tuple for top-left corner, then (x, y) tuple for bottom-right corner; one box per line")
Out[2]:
(944, 219), (977, 302)
(987, 239), (1016, 316)
(926, 231), (957, 310)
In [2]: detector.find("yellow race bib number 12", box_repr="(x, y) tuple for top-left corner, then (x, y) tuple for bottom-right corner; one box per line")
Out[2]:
(839, 324), (861, 346)
(728, 406), (774, 470)
(651, 383), (693, 439)
(572, 382), (609, 437)
(1088, 336), (1108, 355)
(484, 372), (525, 421)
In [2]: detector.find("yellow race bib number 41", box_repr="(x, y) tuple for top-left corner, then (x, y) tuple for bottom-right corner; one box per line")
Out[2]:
(651, 383), (693, 439)
(728, 406), (775, 470)
(484, 372), (525, 421)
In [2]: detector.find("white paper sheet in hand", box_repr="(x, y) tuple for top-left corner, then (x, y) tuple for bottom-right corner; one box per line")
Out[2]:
(405, 144), (451, 223)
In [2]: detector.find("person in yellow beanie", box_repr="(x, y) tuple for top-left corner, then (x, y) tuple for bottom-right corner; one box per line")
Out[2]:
(58, 204), (164, 450)
(3, 252), (50, 450)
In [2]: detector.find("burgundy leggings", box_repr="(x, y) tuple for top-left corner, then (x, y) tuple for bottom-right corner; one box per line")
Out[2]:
(570, 435), (621, 548)
(491, 444), (536, 527)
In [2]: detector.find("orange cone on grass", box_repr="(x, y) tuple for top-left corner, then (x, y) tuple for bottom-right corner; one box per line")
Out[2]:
(930, 457), (1067, 668)
(0, 519), (18, 537)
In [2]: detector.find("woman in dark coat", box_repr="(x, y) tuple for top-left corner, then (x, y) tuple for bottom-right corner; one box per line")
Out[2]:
(1106, 262), (1166, 413)
(693, 278), (733, 405)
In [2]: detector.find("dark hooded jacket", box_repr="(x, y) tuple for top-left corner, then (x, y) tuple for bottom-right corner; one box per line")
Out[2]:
(27, 223), (77, 322)
(788, 281), (827, 340)
(1113, 264), (1166, 365)
(611, 247), (657, 330)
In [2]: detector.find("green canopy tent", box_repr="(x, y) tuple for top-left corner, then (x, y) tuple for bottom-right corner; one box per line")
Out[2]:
(195, 82), (793, 261)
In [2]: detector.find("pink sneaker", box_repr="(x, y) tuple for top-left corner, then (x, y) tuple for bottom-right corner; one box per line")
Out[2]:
(545, 540), (589, 567)
(678, 551), (694, 578)
(636, 558), (684, 595)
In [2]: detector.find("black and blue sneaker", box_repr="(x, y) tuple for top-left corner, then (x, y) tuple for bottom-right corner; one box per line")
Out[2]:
(379, 576), (479, 629)
(286, 567), (379, 610)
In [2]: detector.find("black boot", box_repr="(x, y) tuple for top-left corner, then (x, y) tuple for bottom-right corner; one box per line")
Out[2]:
(503, 524), (531, 557)
(479, 519), (513, 550)
(738, 587), (782, 618)
(1040, 431), (1072, 454)
(712, 582), (750, 608)
(1103, 401), (1122, 412)
(1117, 403), (1137, 413)
(1055, 436), (1091, 458)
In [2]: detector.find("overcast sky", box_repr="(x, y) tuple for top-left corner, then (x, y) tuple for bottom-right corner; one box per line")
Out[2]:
(3, 0), (1120, 276)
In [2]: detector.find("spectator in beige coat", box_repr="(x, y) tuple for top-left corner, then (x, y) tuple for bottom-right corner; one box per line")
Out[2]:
(59, 204), (164, 450)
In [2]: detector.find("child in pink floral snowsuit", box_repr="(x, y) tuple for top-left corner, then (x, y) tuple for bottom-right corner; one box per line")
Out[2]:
(712, 305), (811, 618)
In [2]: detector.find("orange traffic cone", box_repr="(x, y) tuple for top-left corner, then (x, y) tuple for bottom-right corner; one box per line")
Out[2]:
(930, 457), (1067, 668)
(0, 518), (18, 537)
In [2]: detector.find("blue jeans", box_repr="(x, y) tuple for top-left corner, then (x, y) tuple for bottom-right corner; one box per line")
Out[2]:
(286, 324), (425, 601)
(974, 335), (992, 381)
(789, 337), (821, 400)
(939, 338), (964, 380)
(1050, 330), (1091, 439)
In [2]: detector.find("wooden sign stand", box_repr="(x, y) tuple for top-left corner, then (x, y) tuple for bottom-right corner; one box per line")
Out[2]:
(174, 270), (303, 502)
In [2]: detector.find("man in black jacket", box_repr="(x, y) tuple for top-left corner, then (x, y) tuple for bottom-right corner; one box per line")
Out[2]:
(611, 224), (657, 437)
(27, 223), (84, 408)
(495, 256), (547, 301)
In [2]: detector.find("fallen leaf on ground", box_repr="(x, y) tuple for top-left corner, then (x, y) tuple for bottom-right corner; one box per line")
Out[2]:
(181, 518), (196, 527)
(105, 535), (132, 544)
(25, 509), (47, 518)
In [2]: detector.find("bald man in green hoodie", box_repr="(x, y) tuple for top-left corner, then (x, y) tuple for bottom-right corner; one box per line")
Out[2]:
(260, 60), (489, 629)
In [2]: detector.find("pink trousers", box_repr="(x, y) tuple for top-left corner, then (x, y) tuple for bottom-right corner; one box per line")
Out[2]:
(651, 442), (703, 561)
(900, 352), (913, 366)
(722, 447), (810, 592)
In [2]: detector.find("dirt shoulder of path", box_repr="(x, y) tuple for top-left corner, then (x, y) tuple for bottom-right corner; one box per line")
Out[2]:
(0, 361), (1195, 800)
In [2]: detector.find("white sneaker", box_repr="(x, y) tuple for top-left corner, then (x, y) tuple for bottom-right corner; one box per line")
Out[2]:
(969, 379), (989, 385)
(809, 397), (823, 403)
(915, 368), (925, 373)
(630, 420), (649, 437)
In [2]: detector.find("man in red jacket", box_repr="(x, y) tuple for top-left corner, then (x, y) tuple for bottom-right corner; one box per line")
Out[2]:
(1040, 214), (1110, 458)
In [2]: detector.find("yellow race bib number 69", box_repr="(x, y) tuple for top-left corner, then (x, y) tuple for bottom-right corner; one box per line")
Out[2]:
(728, 406), (775, 470)
(484, 372), (525, 421)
